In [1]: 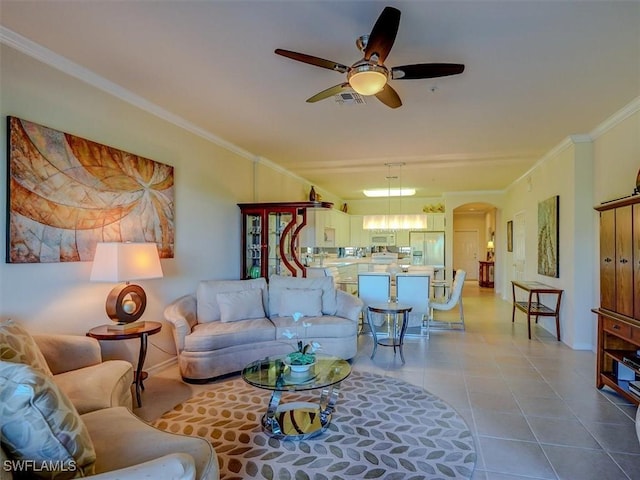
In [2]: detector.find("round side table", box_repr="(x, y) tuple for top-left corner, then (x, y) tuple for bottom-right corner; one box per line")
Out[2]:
(367, 302), (412, 364)
(87, 321), (162, 407)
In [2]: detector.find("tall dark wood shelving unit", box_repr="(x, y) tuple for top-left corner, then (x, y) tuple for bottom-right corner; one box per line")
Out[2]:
(593, 195), (640, 405)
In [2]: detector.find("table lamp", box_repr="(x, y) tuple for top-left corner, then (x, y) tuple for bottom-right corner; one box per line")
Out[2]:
(90, 242), (163, 325)
(487, 240), (495, 261)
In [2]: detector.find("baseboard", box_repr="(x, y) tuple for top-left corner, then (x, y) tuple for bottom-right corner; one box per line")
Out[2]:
(145, 357), (177, 376)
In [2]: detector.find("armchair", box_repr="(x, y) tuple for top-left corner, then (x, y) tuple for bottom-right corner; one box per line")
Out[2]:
(33, 333), (134, 414)
(0, 319), (219, 479)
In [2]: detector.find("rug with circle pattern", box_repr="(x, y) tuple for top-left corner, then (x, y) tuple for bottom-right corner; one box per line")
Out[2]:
(153, 371), (476, 479)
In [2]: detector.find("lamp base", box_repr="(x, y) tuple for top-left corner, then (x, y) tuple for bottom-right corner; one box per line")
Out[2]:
(107, 321), (146, 332)
(105, 283), (147, 324)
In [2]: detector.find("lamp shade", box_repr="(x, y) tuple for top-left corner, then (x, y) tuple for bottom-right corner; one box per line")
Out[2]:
(90, 242), (163, 282)
(487, 241), (495, 249)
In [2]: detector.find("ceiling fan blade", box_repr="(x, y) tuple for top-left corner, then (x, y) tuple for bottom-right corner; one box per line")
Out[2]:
(375, 83), (402, 109)
(275, 49), (349, 73)
(364, 6), (400, 64)
(391, 63), (465, 80)
(306, 83), (351, 103)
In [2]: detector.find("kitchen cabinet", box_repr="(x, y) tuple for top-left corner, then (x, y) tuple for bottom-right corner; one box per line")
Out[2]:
(301, 208), (350, 247)
(593, 196), (640, 405)
(349, 215), (366, 247)
(427, 214), (446, 231)
(239, 202), (332, 279)
(395, 229), (410, 246)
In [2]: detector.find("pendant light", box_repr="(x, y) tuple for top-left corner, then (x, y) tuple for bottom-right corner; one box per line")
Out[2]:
(363, 163), (427, 230)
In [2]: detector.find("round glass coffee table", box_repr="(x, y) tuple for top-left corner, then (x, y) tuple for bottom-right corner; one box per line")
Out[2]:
(241, 354), (351, 440)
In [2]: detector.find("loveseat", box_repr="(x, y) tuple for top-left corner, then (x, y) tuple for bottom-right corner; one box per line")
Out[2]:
(0, 320), (219, 480)
(164, 275), (363, 382)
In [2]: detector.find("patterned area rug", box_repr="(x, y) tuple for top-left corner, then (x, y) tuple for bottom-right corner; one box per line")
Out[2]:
(153, 371), (476, 479)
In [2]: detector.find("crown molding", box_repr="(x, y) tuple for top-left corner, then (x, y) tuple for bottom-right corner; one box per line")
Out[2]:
(589, 96), (640, 139)
(0, 26), (256, 162)
(0, 26), (332, 197)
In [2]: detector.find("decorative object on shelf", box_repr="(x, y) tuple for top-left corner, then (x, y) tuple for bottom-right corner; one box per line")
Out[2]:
(507, 220), (513, 252)
(282, 312), (320, 368)
(90, 242), (163, 325)
(309, 186), (317, 201)
(341, 203), (348, 213)
(635, 167), (640, 194)
(537, 195), (559, 278)
(7, 116), (174, 263)
(422, 203), (445, 213)
(249, 265), (261, 279)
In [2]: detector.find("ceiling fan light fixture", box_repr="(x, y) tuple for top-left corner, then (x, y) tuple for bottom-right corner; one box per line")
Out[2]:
(348, 64), (388, 95)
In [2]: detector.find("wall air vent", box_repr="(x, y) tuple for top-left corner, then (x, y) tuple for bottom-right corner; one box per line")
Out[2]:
(334, 91), (366, 105)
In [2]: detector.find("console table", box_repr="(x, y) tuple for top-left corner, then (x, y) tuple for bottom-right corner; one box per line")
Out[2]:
(478, 261), (494, 288)
(511, 281), (563, 341)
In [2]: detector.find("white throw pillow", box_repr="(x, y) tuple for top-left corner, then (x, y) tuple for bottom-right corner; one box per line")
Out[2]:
(268, 275), (337, 316)
(278, 288), (323, 317)
(196, 278), (268, 322)
(217, 289), (266, 323)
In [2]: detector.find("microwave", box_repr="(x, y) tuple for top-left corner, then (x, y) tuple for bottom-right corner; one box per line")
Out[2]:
(370, 233), (396, 246)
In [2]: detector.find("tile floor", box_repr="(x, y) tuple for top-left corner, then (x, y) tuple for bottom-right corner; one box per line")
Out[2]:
(136, 282), (640, 480)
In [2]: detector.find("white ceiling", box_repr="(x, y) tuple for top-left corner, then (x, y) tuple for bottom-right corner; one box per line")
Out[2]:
(1, 1), (638, 200)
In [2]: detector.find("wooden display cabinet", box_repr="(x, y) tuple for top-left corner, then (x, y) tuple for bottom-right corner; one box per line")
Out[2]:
(238, 201), (332, 279)
(593, 195), (640, 405)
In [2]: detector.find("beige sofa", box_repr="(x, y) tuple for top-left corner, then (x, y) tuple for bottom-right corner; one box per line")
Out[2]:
(164, 275), (363, 382)
(0, 320), (219, 480)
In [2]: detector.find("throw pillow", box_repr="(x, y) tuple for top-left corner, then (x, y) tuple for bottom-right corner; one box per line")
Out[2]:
(196, 278), (268, 322)
(278, 288), (323, 317)
(268, 275), (337, 316)
(0, 318), (52, 377)
(217, 289), (266, 323)
(0, 360), (96, 478)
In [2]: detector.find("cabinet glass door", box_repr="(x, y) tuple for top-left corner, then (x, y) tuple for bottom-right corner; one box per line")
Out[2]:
(268, 211), (294, 276)
(245, 212), (263, 279)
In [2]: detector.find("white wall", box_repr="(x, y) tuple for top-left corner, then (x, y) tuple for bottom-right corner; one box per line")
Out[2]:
(500, 98), (639, 350)
(0, 45), (334, 368)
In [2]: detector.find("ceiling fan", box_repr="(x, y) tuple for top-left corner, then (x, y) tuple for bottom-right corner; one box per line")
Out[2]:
(275, 6), (465, 109)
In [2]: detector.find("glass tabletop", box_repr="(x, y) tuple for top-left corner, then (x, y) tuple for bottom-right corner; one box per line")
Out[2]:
(241, 354), (351, 392)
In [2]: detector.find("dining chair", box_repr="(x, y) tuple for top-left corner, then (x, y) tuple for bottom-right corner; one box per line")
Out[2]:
(357, 272), (391, 334)
(430, 269), (466, 331)
(395, 273), (431, 338)
(408, 265), (448, 298)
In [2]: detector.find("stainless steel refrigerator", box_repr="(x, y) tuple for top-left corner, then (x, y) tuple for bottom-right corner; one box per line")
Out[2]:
(409, 231), (445, 267)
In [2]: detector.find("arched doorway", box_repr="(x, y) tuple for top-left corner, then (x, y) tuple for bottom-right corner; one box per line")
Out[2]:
(452, 203), (496, 283)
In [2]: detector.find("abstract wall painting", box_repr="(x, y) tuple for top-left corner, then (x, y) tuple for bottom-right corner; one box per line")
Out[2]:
(6, 117), (174, 263)
(537, 195), (559, 278)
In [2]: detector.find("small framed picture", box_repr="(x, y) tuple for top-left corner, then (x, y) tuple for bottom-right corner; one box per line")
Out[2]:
(507, 221), (513, 252)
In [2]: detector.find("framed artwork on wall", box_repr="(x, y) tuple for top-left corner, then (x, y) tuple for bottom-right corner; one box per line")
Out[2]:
(507, 220), (513, 252)
(6, 116), (175, 263)
(537, 195), (559, 278)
